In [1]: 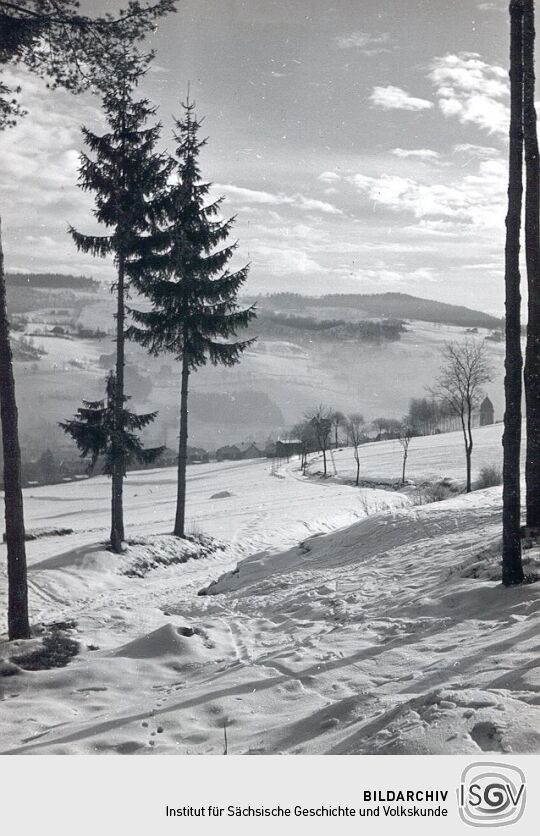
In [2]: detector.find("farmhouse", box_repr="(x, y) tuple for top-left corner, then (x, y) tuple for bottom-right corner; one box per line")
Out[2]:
(276, 439), (303, 459)
(238, 442), (264, 460)
(215, 444), (242, 462)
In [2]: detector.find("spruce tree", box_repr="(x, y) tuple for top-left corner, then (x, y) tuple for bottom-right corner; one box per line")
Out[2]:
(60, 373), (164, 479)
(69, 66), (170, 552)
(128, 100), (256, 537)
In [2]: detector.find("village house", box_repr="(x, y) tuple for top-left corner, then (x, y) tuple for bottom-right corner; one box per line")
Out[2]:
(215, 444), (242, 462)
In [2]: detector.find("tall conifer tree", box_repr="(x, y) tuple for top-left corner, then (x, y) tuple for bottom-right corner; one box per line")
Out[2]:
(128, 100), (256, 537)
(69, 63), (170, 552)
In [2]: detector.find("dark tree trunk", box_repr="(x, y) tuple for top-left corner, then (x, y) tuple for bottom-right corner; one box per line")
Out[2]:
(503, 0), (525, 585)
(174, 349), (190, 537)
(465, 448), (472, 493)
(322, 448), (327, 477)
(402, 450), (407, 485)
(355, 451), (360, 486)
(523, 0), (540, 532)
(110, 253), (125, 553)
(466, 406), (474, 493)
(0, 218), (30, 639)
(459, 414), (473, 492)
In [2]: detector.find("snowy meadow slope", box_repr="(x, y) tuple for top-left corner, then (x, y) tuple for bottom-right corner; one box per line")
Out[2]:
(1, 426), (540, 755)
(307, 422), (506, 487)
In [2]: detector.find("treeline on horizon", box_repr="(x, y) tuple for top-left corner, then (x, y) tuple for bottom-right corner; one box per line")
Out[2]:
(253, 310), (405, 343)
(6, 273), (99, 292)
(7, 275), (502, 331)
(251, 291), (503, 330)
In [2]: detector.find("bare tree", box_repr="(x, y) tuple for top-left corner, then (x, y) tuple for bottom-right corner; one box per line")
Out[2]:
(373, 416), (402, 440)
(306, 405), (332, 477)
(408, 397), (441, 436)
(330, 410), (346, 449)
(372, 416), (387, 440)
(346, 413), (364, 486)
(503, 0), (525, 584)
(291, 420), (317, 471)
(397, 420), (414, 485)
(430, 340), (493, 492)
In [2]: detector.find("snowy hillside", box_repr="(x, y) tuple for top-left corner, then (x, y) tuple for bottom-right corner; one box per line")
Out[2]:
(1, 427), (540, 755)
(307, 422), (505, 487)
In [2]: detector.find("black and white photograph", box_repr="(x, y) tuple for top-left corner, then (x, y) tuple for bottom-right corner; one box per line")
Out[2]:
(1, 0), (540, 789)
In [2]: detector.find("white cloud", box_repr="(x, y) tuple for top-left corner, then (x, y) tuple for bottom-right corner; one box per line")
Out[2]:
(247, 220), (326, 245)
(318, 170), (342, 183)
(370, 85), (434, 112)
(354, 173), (468, 220)
(24, 235), (58, 248)
(214, 183), (343, 215)
(391, 148), (441, 160)
(0, 68), (106, 275)
(335, 265), (437, 290)
(476, 1), (505, 11)
(250, 244), (324, 275)
(296, 195), (342, 214)
(453, 143), (500, 157)
(429, 53), (508, 136)
(352, 158), (507, 229)
(335, 31), (393, 55)
(402, 219), (470, 237)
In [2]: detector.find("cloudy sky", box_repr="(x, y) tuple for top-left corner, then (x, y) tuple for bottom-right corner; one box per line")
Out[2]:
(1, 0), (514, 313)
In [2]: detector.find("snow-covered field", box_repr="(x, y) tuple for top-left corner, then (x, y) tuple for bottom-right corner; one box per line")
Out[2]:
(1, 426), (540, 755)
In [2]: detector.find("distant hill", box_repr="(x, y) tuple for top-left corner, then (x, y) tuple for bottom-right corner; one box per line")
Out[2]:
(6, 273), (99, 292)
(250, 292), (502, 330)
(250, 310), (406, 344)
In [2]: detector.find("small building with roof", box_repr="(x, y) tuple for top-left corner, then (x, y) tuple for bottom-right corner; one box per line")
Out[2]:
(479, 396), (495, 426)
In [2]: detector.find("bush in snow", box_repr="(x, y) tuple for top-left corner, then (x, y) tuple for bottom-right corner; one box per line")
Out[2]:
(475, 465), (503, 490)
(413, 480), (458, 505)
(11, 629), (79, 671)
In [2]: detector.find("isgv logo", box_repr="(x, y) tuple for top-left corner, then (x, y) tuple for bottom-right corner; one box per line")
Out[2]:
(458, 763), (526, 827)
